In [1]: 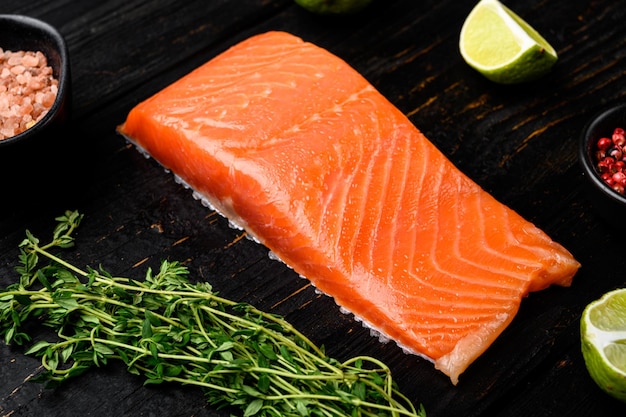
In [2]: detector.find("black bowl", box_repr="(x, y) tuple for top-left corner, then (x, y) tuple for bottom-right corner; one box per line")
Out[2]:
(0, 14), (71, 150)
(579, 103), (626, 224)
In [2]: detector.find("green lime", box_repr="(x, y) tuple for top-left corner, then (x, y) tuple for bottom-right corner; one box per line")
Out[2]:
(294, 0), (373, 15)
(581, 288), (626, 403)
(459, 0), (558, 84)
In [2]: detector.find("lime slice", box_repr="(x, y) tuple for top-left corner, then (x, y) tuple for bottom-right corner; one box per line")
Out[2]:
(581, 288), (626, 403)
(294, 0), (373, 15)
(459, 0), (558, 84)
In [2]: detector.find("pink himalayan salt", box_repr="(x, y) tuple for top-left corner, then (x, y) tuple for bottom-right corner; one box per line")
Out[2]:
(0, 48), (59, 140)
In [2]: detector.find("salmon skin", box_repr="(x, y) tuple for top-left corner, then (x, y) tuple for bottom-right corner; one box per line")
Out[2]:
(118, 31), (580, 385)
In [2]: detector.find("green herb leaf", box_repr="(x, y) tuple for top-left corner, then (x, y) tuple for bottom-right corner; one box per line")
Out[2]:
(257, 373), (270, 393)
(93, 343), (115, 356)
(258, 343), (277, 361)
(24, 340), (52, 355)
(36, 270), (52, 291)
(142, 318), (153, 338)
(243, 398), (264, 416)
(54, 295), (80, 311)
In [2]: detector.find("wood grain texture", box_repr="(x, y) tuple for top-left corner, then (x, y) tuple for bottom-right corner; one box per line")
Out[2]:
(1, 0), (625, 416)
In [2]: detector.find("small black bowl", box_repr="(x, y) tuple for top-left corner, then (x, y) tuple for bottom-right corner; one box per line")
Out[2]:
(0, 14), (71, 150)
(579, 103), (626, 224)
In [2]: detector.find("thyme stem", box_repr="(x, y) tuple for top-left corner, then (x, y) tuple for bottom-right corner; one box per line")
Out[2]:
(0, 211), (426, 417)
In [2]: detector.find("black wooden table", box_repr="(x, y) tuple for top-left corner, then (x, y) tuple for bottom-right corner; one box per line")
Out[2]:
(1, 1), (625, 416)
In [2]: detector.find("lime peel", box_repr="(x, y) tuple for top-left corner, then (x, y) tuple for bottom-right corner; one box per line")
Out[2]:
(459, 0), (558, 84)
(294, 0), (373, 15)
(581, 288), (626, 403)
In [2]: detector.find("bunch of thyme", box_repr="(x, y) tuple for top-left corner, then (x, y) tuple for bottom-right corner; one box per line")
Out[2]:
(0, 211), (426, 417)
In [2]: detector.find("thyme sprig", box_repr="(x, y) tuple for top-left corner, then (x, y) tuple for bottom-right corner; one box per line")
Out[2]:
(0, 211), (426, 417)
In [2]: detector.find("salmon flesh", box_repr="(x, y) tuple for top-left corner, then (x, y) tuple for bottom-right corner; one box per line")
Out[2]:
(118, 31), (580, 385)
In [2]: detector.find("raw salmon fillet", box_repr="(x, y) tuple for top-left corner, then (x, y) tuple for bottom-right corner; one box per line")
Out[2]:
(118, 31), (580, 384)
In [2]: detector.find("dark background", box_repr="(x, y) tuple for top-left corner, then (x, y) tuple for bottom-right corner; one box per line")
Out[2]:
(1, 0), (625, 416)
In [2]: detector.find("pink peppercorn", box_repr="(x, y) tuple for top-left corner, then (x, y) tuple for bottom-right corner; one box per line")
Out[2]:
(597, 137), (613, 151)
(601, 172), (614, 184)
(597, 157), (613, 173)
(594, 127), (626, 195)
(613, 171), (626, 186)
(608, 147), (623, 160)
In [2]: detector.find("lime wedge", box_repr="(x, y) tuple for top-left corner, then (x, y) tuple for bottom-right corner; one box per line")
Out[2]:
(294, 0), (373, 15)
(581, 288), (626, 403)
(459, 0), (558, 84)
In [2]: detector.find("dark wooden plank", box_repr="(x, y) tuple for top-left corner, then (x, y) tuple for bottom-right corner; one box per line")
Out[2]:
(1, 0), (626, 416)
